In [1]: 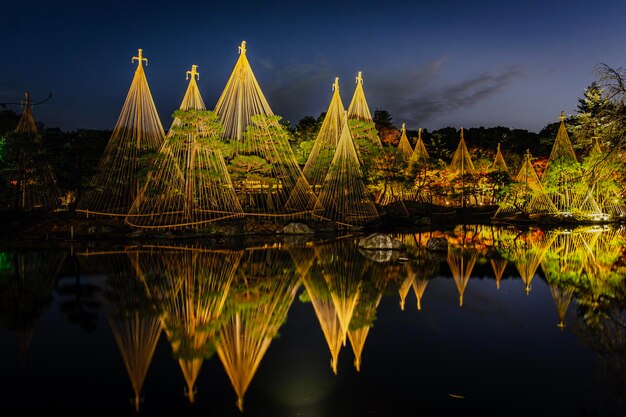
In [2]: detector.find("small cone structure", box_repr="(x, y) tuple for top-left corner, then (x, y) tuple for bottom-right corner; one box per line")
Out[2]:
(397, 123), (413, 160)
(4, 92), (61, 210)
(490, 143), (509, 173)
(449, 128), (475, 175)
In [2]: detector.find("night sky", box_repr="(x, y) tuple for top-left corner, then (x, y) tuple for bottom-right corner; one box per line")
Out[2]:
(2, 0), (625, 133)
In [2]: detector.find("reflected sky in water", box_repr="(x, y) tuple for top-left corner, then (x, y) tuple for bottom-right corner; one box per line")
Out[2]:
(0, 225), (624, 416)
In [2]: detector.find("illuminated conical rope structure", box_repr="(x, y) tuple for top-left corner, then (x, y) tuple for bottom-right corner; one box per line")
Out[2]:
(313, 114), (380, 227)
(217, 43), (315, 218)
(449, 128), (475, 176)
(397, 123), (413, 160)
(77, 49), (165, 216)
(134, 246), (242, 403)
(126, 65), (244, 228)
(409, 128), (429, 165)
(302, 78), (346, 193)
(490, 143), (509, 173)
(347, 72), (372, 123)
(528, 113), (600, 215)
(216, 248), (300, 411)
(94, 252), (162, 412)
(3, 92), (61, 210)
(214, 41), (273, 142)
(583, 138), (626, 219)
(495, 150), (556, 217)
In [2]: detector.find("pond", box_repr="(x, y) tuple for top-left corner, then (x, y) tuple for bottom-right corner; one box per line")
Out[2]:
(0, 225), (625, 416)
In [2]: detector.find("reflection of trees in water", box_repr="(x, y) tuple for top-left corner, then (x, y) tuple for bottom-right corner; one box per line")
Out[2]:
(59, 252), (105, 332)
(290, 241), (349, 374)
(216, 247), (299, 411)
(391, 233), (440, 311)
(531, 227), (626, 415)
(0, 250), (66, 360)
(132, 246), (242, 403)
(84, 251), (161, 412)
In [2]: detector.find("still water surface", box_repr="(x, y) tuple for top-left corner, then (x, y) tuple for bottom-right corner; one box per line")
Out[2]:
(1, 225), (625, 416)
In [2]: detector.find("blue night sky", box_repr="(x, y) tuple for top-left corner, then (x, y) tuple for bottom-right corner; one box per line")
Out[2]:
(2, 0), (625, 133)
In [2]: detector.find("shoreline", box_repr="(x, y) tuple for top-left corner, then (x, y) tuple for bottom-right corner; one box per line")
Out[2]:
(0, 202), (622, 250)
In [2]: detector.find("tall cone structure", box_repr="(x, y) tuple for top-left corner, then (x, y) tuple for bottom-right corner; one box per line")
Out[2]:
(490, 143), (509, 173)
(126, 66), (244, 228)
(449, 128), (475, 175)
(77, 49), (165, 216)
(313, 115), (379, 227)
(96, 252), (162, 413)
(216, 248), (300, 411)
(3, 92), (61, 210)
(302, 78), (346, 192)
(217, 43), (315, 217)
(397, 123), (413, 160)
(495, 150), (556, 217)
(529, 112), (600, 215)
(214, 41), (273, 141)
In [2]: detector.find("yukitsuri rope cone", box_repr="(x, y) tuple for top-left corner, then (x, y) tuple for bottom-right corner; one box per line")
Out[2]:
(214, 41), (273, 142)
(583, 138), (626, 219)
(77, 49), (165, 216)
(216, 248), (300, 411)
(495, 150), (556, 218)
(527, 112), (600, 216)
(216, 42), (315, 218)
(409, 128), (429, 166)
(490, 143), (509, 173)
(449, 127), (475, 176)
(347, 71), (382, 148)
(95, 252), (162, 413)
(377, 122), (413, 208)
(302, 77), (346, 193)
(397, 123), (413, 160)
(133, 246), (242, 404)
(4, 92), (61, 210)
(313, 115), (380, 227)
(126, 65), (244, 228)
(347, 72), (372, 122)
(408, 128), (431, 202)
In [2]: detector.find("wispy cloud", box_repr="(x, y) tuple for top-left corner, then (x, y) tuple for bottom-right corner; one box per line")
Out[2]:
(369, 61), (523, 126)
(264, 56), (336, 121)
